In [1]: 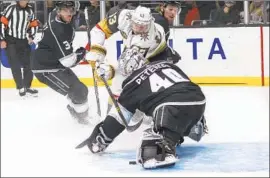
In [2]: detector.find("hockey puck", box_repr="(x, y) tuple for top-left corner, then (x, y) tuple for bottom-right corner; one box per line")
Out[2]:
(129, 161), (137, 165)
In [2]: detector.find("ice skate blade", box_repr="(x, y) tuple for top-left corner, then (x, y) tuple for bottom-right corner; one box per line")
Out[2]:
(142, 156), (179, 169)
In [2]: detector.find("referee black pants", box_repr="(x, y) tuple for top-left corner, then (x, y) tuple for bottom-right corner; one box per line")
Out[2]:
(6, 36), (33, 89)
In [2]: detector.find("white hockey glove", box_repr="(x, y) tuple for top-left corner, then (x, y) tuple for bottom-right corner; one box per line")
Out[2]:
(95, 62), (115, 81)
(59, 47), (86, 68)
(85, 44), (107, 64)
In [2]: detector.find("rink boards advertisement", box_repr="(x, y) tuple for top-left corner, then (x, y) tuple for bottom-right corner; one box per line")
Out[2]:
(0, 26), (269, 88)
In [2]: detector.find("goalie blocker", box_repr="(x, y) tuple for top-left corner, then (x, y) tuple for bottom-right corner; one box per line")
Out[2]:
(77, 52), (206, 169)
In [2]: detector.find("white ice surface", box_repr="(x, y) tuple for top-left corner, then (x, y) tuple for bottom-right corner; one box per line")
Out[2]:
(1, 86), (269, 177)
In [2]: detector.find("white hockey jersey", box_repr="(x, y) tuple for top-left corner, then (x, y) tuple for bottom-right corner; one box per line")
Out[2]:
(87, 7), (168, 102)
(89, 8), (167, 61)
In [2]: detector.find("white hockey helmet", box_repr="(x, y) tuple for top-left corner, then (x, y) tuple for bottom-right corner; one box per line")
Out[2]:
(131, 6), (154, 34)
(119, 48), (146, 76)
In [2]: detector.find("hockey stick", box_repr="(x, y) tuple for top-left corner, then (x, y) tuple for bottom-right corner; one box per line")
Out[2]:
(84, 7), (101, 117)
(75, 77), (143, 149)
(75, 76), (143, 149)
(99, 75), (143, 132)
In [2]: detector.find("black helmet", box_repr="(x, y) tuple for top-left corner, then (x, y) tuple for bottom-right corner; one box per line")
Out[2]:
(162, 1), (181, 9)
(55, 1), (75, 9)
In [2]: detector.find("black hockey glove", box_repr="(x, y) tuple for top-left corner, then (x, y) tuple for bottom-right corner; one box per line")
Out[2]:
(67, 47), (86, 68)
(166, 47), (181, 64)
(75, 47), (86, 61)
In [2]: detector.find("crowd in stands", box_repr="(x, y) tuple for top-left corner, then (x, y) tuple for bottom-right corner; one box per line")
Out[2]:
(1, 0), (269, 30)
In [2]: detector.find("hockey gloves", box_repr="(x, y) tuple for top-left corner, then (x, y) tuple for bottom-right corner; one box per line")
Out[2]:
(95, 63), (115, 81)
(85, 44), (107, 63)
(166, 46), (181, 64)
(59, 47), (86, 68)
(75, 47), (86, 61)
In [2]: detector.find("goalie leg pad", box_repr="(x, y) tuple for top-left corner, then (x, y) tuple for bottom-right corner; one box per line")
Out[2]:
(85, 115), (125, 153)
(86, 116), (125, 153)
(101, 115), (125, 140)
(86, 122), (113, 153)
(137, 129), (178, 169)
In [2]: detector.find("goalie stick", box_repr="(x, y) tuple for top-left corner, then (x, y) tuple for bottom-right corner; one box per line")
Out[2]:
(75, 76), (143, 149)
(99, 75), (143, 132)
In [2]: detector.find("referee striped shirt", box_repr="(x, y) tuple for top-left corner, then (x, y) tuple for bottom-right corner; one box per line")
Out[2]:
(0, 3), (38, 40)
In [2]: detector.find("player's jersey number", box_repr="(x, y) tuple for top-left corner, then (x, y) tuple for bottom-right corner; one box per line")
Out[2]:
(149, 68), (189, 92)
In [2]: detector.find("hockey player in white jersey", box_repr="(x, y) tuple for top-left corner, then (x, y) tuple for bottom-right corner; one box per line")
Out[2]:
(86, 6), (168, 117)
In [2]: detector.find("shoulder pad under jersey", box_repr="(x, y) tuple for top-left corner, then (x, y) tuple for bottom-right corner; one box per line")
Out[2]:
(106, 8), (133, 33)
(153, 13), (170, 41)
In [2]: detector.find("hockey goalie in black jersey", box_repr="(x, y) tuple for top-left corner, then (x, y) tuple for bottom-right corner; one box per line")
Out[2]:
(77, 49), (207, 169)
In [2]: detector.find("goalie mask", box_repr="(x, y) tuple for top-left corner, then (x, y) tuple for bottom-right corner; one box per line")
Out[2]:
(119, 48), (146, 76)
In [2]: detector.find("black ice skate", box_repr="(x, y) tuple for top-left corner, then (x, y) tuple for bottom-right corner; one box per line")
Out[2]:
(18, 88), (26, 97)
(25, 88), (38, 97)
(67, 104), (89, 125)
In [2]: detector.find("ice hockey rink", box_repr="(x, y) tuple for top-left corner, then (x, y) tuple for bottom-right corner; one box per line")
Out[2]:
(1, 86), (269, 177)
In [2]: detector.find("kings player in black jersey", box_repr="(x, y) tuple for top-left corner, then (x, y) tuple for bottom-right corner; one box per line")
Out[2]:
(77, 48), (208, 169)
(30, 1), (93, 124)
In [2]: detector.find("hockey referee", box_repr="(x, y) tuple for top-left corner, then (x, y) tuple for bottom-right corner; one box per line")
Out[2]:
(0, 0), (39, 97)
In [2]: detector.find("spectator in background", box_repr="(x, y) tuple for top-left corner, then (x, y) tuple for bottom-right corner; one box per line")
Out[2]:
(109, 1), (138, 11)
(154, 1), (180, 26)
(249, 0), (264, 23)
(35, 1), (46, 26)
(0, 1), (2, 13)
(87, 0), (102, 31)
(46, 0), (54, 13)
(266, 2), (270, 23)
(85, 0), (111, 31)
(71, 2), (87, 30)
(120, 1), (139, 9)
(196, 1), (216, 20)
(73, 10), (87, 30)
(153, 1), (181, 40)
(84, 0), (112, 51)
(0, 1), (2, 19)
(183, 1), (200, 26)
(211, 0), (240, 25)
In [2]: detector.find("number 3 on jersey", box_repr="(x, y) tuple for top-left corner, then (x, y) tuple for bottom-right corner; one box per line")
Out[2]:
(63, 41), (71, 50)
(149, 68), (189, 92)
